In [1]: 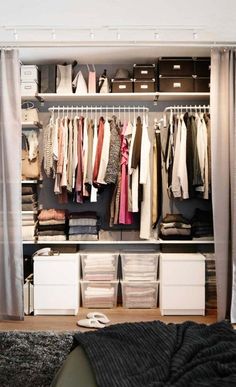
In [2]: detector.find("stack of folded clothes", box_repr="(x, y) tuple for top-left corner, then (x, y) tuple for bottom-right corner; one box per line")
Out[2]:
(22, 185), (38, 212)
(37, 209), (67, 241)
(191, 208), (214, 239)
(22, 185), (38, 240)
(68, 211), (99, 241)
(159, 213), (192, 240)
(22, 212), (36, 241)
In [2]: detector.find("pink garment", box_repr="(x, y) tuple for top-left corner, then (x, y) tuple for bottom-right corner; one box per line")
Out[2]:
(119, 123), (133, 224)
(38, 209), (66, 221)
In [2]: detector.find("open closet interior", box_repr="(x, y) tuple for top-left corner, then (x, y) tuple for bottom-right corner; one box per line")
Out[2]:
(19, 53), (216, 322)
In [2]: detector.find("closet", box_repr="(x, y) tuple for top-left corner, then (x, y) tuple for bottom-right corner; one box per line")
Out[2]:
(21, 59), (215, 318)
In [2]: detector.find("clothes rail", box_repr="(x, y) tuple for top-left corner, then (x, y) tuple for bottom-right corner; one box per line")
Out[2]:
(48, 105), (149, 112)
(164, 104), (210, 112)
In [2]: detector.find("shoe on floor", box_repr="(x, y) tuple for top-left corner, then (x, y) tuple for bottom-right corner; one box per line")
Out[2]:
(77, 318), (105, 329)
(86, 312), (110, 324)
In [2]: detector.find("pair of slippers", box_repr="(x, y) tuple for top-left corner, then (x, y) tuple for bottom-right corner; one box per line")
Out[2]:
(77, 312), (110, 329)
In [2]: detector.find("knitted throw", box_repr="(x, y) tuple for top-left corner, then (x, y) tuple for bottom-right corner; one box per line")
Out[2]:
(74, 320), (236, 387)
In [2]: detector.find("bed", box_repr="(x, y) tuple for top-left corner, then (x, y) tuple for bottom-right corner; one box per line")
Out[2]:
(51, 320), (236, 387)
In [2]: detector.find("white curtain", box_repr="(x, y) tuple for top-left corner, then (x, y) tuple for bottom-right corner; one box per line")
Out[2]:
(0, 49), (23, 320)
(211, 48), (236, 321)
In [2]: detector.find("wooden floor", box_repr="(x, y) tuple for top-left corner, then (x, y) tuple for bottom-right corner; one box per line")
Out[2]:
(0, 308), (217, 332)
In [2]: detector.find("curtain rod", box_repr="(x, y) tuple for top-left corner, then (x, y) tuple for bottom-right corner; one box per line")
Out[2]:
(1, 41), (236, 49)
(49, 105), (149, 112)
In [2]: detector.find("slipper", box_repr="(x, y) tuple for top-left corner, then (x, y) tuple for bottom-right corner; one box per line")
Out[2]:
(77, 318), (105, 329)
(86, 312), (110, 324)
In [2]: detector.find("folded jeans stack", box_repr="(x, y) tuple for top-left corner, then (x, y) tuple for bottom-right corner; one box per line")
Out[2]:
(37, 209), (67, 241)
(159, 214), (192, 240)
(68, 212), (98, 241)
(191, 208), (214, 239)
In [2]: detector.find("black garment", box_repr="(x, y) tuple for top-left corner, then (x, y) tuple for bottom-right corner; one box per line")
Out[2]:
(184, 112), (195, 198)
(190, 115), (203, 187)
(131, 116), (142, 169)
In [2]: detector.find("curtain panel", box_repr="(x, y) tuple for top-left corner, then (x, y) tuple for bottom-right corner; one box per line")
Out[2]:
(0, 49), (23, 320)
(211, 48), (236, 322)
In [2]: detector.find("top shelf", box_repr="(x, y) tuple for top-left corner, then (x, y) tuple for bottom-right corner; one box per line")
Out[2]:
(21, 92), (210, 103)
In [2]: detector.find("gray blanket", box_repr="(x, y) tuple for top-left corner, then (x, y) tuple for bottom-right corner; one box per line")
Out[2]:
(74, 320), (236, 387)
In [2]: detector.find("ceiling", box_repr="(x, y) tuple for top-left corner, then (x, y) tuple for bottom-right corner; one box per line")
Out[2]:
(0, 0), (236, 63)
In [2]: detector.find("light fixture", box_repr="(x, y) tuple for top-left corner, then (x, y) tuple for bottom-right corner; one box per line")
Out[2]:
(193, 31), (198, 40)
(13, 29), (18, 41)
(154, 32), (159, 40)
(51, 29), (56, 40)
(90, 30), (95, 39)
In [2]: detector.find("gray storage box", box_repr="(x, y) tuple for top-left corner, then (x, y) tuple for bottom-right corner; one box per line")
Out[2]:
(38, 64), (56, 93)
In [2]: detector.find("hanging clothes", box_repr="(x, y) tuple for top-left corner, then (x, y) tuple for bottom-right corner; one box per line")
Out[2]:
(90, 118), (98, 202)
(105, 116), (121, 184)
(171, 114), (189, 199)
(140, 116), (152, 240)
(93, 117), (105, 186)
(97, 118), (111, 185)
(119, 122), (133, 225)
(162, 108), (211, 201)
(75, 117), (84, 203)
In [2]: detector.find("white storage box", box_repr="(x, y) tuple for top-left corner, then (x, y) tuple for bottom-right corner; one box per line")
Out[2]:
(21, 65), (39, 82)
(21, 81), (38, 96)
(80, 253), (119, 281)
(121, 253), (159, 281)
(81, 280), (118, 308)
(121, 280), (159, 308)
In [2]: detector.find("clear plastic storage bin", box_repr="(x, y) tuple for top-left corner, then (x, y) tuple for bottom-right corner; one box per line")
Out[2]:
(120, 253), (159, 281)
(80, 253), (119, 281)
(121, 280), (159, 308)
(80, 280), (118, 308)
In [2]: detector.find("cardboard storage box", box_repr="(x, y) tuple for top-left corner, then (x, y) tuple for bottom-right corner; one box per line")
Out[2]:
(133, 79), (156, 92)
(158, 58), (194, 77)
(21, 81), (38, 95)
(21, 65), (39, 82)
(133, 64), (156, 79)
(194, 58), (211, 77)
(194, 77), (210, 92)
(158, 77), (194, 92)
(111, 79), (133, 93)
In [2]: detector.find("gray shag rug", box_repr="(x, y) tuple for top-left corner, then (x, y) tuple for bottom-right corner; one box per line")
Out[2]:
(0, 331), (74, 387)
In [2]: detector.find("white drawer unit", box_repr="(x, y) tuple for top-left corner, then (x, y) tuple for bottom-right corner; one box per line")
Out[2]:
(33, 253), (80, 315)
(160, 253), (205, 316)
